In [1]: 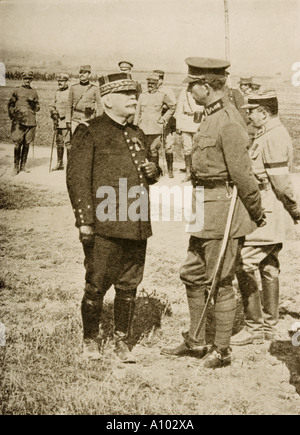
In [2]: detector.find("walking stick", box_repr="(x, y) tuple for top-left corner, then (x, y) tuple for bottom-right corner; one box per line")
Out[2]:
(192, 185), (238, 342)
(161, 122), (166, 176)
(49, 128), (57, 172)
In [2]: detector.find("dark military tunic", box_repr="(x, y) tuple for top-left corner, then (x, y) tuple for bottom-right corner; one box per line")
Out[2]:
(8, 85), (40, 126)
(189, 100), (263, 239)
(67, 112), (157, 240)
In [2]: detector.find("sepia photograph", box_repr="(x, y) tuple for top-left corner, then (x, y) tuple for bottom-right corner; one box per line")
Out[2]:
(0, 0), (300, 417)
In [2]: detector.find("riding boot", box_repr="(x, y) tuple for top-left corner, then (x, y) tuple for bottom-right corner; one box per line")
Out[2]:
(261, 272), (279, 341)
(13, 146), (21, 175)
(183, 155), (192, 182)
(161, 286), (207, 358)
(231, 270), (265, 345)
(81, 295), (103, 360)
(52, 147), (64, 171)
(20, 145), (30, 173)
(114, 290), (137, 363)
(214, 286), (236, 350)
(165, 153), (174, 178)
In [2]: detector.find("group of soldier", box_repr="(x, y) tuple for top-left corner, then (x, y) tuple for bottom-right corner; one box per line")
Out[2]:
(7, 57), (300, 368)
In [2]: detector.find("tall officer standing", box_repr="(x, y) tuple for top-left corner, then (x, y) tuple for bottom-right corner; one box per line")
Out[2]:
(161, 58), (265, 368)
(8, 71), (40, 175)
(66, 65), (103, 133)
(134, 72), (176, 169)
(118, 61), (142, 98)
(231, 91), (300, 346)
(50, 73), (71, 170)
(67, 73), (160, 363)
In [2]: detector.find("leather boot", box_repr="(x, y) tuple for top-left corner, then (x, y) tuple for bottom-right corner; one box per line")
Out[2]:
(261, 271), (279, 341)
(13, 146), (21, 175)
(20, 145), (30, 173)
(183, 155), (191, 182)
(165, 153), (174, 178)
(231, 269), (265, 346)
(81, 295), (103, 358)
(52, 147), (64, 171)
(161, 286), (208, 358)
(214, 286), (237, 350)
(114, 291), (136, 363)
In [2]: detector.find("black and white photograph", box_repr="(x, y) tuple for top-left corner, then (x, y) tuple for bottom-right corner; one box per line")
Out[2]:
(0, 0), (300, 417)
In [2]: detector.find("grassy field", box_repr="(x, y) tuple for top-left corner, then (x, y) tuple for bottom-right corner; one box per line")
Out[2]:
(0, 76), (300, 415)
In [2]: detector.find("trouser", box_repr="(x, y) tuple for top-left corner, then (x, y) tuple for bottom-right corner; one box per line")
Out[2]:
(56, 128), (71, 149)
(81, 235), (147, 340)
(146, 133), (174, 157)
(181, 131), (194, 156)
(180, 237), (244, 349)
(237, 244), (282, 335)
(11, 122), (36, 170)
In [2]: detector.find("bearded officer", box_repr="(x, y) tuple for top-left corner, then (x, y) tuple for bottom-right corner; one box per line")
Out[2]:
(66, 65), (103, 133)
(8, 71), (40, 175)
(67, 72), (160, 362)
(231, 91), (300, 346)
(161, 57), (265, 368)
(50, 73), (71, 170)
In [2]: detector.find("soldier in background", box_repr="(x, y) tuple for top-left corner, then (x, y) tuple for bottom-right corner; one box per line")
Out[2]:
(175, 88), (203, 181)
(50, 73), (71, 171)
(118, 61), (142, 98)
(67, 73), (160, 362)
(153, 69), (177, 178)
(134, 73), (176, 171)
(231, 91), (300, 346)
(8, 71), (40, 175)
(161, 57), (265, 369)
(66, 65), (102, 133)
(238, 77), (261, 97)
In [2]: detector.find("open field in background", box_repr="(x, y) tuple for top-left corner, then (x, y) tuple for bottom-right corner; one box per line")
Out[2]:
(0, 75), (300, 170)
(0, 73), (300, 415)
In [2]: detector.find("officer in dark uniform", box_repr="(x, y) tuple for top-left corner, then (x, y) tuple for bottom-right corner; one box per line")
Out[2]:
(8, 71), (40, 175)
(67, 73), (160, 362)
(161, 57), (265, 368)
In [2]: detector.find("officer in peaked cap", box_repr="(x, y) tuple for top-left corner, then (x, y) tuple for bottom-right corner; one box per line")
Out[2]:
(230, 90), (300, 346)
(67, 72), (160, 363)
(118, 60), (142, 98)
(238, 76), (261, 96)
(49, 73), (71, 170)
(152, 69), (178, 178)
(66, 65), (103, 133)
(8, 70), (40, 175)
(134, 72), (176, 174)
(161, 57), (265, 368)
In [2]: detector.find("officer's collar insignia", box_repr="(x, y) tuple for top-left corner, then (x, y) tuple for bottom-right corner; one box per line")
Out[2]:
(132, 137), (143, 151)
(204, 99), (223, 116)
(255, 125), (266, 138)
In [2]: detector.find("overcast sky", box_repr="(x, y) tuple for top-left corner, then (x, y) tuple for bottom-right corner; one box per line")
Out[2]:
(0, 0), (299, 75)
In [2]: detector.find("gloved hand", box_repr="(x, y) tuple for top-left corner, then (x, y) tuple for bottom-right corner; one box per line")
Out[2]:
(27, 98), (37, 111)
(256, 213), (267, 228)
(79, 225), (94, 244)
(140, 162), (159, 179)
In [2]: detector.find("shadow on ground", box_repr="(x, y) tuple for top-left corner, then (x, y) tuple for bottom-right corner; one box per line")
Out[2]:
(98, 290), (172, 348)
(269, 340), (300, 396)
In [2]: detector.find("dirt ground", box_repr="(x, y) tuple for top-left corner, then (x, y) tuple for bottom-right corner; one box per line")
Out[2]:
(0, 142), (300, 415)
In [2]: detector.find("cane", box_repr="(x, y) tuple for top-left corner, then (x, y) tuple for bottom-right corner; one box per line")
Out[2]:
(192, 185), (238, 342)
(49, 128), (57, 172)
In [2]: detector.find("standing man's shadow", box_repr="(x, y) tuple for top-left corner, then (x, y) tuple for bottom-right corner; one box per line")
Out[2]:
(269, 339), (300, 396)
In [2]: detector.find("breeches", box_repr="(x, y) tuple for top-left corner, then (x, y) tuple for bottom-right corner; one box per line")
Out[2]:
(147, 133), (174, 156)
(82, 235), (147, 300)
(180, 237), (244, 289)
(239, 244), (282, 276)
(11, 123), (36, 146)
(181, 132), (194, 156)
(56, 128), (71, 149)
